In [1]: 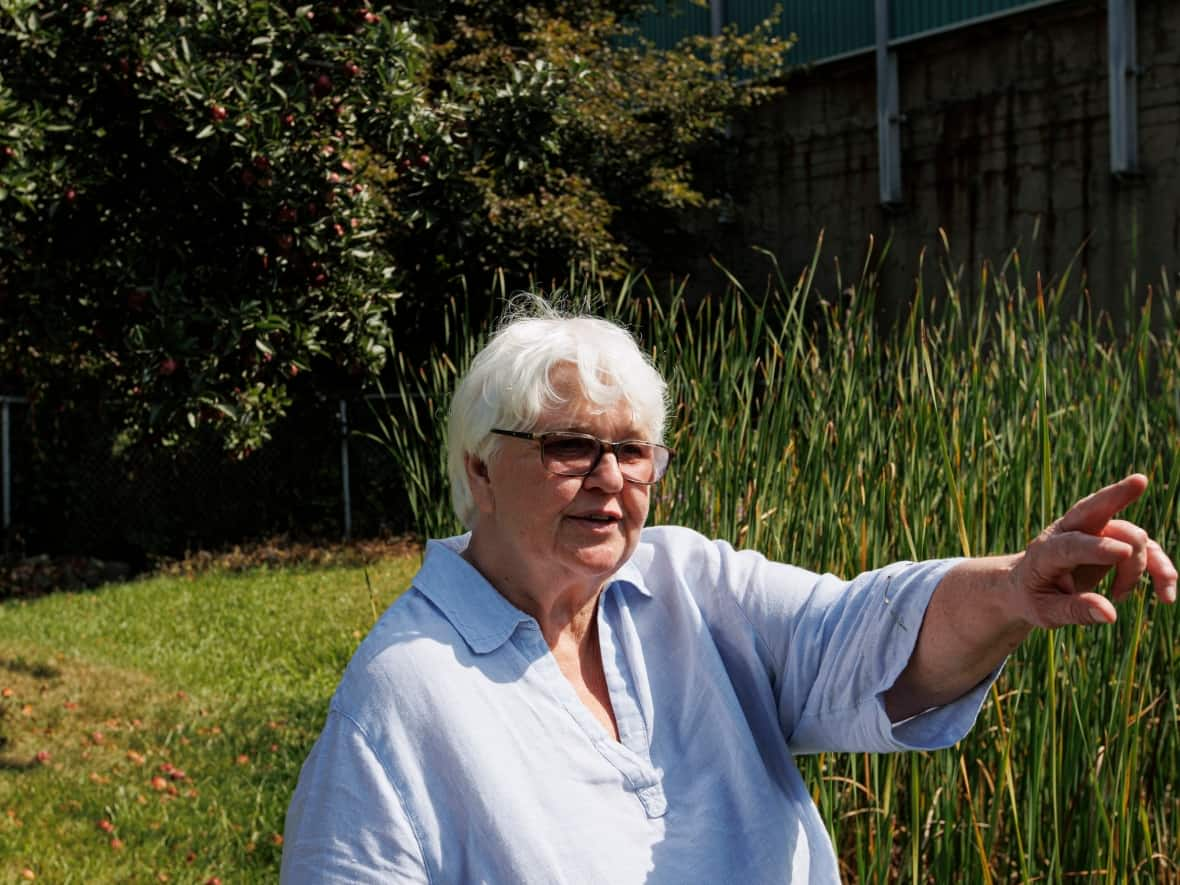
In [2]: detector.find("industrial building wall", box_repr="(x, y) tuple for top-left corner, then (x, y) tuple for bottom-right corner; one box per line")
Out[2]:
(665, 0), (1179, 317)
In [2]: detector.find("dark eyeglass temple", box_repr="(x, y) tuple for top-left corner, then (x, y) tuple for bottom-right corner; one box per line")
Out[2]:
(490, 429), (536, 441)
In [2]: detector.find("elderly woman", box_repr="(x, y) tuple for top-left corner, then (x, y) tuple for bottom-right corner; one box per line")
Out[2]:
(281, 305), (1176, 883)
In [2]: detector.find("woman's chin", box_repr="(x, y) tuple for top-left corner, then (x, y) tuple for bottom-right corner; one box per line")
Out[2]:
(570, 542), (635, 578)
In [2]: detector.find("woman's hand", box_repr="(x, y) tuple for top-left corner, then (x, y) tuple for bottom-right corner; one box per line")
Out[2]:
(886, 474), (1175, 722)
(1007, 474), (1177, 629)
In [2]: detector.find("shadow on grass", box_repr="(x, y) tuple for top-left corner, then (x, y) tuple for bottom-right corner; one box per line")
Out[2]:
(2, 656), (62, 680)
(0, 755), (38, 771)
(0, 655), (62, 768)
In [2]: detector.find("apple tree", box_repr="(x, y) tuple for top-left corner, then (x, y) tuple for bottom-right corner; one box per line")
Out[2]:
(0, 0), (425, 455)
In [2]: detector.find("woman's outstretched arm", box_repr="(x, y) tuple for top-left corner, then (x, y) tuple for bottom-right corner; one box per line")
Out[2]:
(884, 474), (1177, 722)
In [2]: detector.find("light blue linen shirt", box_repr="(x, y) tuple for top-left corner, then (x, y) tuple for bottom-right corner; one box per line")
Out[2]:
(282, 526), (992, 883)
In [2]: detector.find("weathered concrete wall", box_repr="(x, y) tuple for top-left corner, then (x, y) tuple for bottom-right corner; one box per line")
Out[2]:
(667, 0), (1180, 318)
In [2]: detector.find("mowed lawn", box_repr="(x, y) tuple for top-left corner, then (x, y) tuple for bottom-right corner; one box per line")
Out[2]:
(0, 553), (420, 883)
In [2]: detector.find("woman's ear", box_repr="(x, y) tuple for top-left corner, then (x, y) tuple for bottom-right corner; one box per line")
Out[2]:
(465, 453), (495, 515)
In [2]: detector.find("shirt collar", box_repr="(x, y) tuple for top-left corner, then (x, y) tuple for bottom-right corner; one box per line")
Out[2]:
(413, 536), (533, 654)
(415, 535), (652, 654)
(611, 553), (653, 599)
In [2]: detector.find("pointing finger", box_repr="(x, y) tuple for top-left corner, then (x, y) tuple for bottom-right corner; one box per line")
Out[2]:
(1058, 474), (1148, 535)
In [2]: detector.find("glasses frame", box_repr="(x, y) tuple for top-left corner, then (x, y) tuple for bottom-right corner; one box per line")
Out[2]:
(489, 428), (673, 485)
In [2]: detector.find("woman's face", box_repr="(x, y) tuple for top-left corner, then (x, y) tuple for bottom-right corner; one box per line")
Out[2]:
(468, 366), (652, 596)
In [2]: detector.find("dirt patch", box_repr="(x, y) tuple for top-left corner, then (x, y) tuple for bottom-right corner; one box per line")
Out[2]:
(0, 534), (423, 600)
(0, 555), (133, 600)
(153, 533), (421, 577)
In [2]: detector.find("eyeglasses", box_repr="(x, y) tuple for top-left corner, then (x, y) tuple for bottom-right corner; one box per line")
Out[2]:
(490, 429), (673, 484)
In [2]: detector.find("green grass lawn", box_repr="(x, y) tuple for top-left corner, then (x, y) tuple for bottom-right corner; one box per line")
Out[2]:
(0, 554), (420, 884)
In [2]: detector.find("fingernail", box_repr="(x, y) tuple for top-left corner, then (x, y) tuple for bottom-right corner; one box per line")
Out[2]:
(1089, 610), (1107, 624)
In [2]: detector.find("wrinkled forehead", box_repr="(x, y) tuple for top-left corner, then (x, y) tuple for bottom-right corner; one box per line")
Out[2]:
(537, 363), (649, 435)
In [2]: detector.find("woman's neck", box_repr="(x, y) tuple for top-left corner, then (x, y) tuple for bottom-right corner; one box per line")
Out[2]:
(461, 534), (603, 649)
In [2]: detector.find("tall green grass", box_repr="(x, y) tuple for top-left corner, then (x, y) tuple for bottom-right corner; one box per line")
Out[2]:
(372, 239), (1179, 881)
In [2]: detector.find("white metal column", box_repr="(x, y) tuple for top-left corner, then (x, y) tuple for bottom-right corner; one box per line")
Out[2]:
(1108, 0), (1139, 175)
(339, 399), (352, 540)
(876, 0), (903, 205)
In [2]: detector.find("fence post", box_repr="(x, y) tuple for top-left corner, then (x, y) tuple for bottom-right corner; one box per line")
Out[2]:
(339, 399), (352, 541)
(2, 398), (10, 535)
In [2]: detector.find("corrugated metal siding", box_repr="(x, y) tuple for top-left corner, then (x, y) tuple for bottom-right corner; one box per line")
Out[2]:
(730, 0), (874, 65)
(635, 0), (713, 51)
(636, 0), (1067, 63)
(890, 0), (1053, 39)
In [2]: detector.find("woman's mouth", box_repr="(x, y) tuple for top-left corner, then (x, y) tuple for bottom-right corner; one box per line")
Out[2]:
(570, 513), (620, 524)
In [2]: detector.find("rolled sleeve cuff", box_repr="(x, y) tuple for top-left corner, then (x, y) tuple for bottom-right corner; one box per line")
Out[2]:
(879, 661), (1003, 750)
(871, 556), (1003, 751)
(790, 557), (1003, 754)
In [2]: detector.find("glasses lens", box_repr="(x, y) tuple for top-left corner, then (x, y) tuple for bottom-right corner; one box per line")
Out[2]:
(539, 434), (671, 483)
(540, 433), (601, 475)
(616, 442), (666, 483)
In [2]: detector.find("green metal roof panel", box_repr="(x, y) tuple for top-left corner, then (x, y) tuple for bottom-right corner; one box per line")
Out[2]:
(634, 0), (713, 51)
(636, 0), (1067, 64)
(731, 0), (874, 65)
(890, 0), (1053, 39)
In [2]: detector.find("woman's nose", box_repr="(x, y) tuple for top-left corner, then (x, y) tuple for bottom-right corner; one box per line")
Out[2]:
(584, 448), (625, 490)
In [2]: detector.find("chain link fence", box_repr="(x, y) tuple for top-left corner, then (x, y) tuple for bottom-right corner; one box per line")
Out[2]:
(2, 393), (413, 564)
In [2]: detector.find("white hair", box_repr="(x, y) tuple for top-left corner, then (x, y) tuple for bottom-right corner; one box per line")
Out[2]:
(447, 299), (668, 529)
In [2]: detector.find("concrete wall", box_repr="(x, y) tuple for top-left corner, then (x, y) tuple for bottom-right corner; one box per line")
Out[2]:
(666, 0), (1180, 318)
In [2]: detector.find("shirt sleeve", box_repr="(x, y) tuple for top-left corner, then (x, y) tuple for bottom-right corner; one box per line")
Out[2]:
(714, 543), (996, 755)
(281, 708), (431, 884)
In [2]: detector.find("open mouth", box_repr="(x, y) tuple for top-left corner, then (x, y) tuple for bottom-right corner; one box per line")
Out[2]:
(572, 514), (619, 524)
